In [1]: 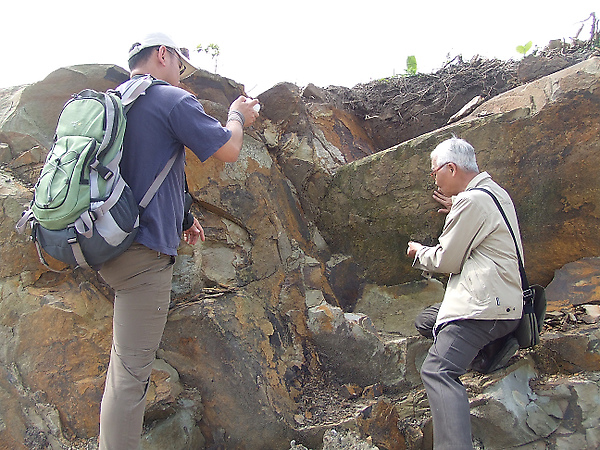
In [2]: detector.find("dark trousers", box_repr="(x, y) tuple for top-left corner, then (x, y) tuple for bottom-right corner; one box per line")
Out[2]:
(416, 304), (518, 449)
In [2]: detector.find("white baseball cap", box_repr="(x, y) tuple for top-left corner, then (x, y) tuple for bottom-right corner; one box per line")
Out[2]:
(128, 32), (197, 80)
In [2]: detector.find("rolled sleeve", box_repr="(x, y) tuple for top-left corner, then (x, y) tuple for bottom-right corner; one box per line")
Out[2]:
(169, 95), (232, 162)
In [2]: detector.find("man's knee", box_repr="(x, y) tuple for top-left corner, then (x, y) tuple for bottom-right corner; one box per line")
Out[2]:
(112, 346), (156, 382)
(414, 303), (441, 339)
(415, 314), (433, 339)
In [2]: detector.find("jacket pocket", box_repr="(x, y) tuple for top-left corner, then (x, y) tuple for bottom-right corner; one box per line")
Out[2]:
(462, 257), (492, 304)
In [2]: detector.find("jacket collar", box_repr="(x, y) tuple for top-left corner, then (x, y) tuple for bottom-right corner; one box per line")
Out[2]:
(465, 171), (491, 191)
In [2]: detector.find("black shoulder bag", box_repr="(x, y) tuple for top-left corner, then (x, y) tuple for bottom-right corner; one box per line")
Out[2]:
(471, 188), (546, 348)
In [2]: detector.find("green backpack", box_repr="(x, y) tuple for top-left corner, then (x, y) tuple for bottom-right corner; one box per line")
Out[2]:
(32, 89), (125, 230)
(17, 75), (176, 269)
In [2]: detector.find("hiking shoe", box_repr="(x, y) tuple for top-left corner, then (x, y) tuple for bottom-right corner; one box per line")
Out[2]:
(485, 336), (519, 373)
(470, 352), (490, 373)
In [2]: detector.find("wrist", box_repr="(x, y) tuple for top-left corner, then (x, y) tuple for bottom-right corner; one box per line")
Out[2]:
(227, 110), (245, 127)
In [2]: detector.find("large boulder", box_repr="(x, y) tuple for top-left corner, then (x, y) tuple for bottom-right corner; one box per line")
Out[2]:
(257, 82), (379, 224)
(467, 359), (600, 449)
(0, 65), (129, 155)
(316, 57), (600, 287)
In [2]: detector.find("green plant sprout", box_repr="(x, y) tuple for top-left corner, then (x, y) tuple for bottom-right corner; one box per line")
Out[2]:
(406, 55), (418, 75)
(197, 43), (220, 73)
(516, 41), (533, 57)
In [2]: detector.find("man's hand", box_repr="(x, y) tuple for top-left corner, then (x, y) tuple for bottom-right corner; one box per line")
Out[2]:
(433, 189), (452, 214)
(215, 96), (261, 162)
(229, 96), (260, 127)
(183, 217), (205, 245)
(407, 241), (423, 259)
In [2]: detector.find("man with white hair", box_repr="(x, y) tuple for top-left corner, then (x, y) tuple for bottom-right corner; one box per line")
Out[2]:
(97, 32), (259, 449)
(407, 137), (522, 449)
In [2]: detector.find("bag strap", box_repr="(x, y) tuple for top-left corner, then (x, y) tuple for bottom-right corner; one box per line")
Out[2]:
(118, 75), (154, 107)
(116, 74), (170, 112)
(88, 77), (158, 184)
(470, 187), (530, 292)
(139, 153), (178, 211)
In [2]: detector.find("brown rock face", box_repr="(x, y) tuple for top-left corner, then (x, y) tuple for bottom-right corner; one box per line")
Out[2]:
(545, 257), (600, 307)
(2, 53), (600, 449)
(317, 58), (600, 287)
(257, 82), (379, 224)
(1, 64), (335, 448)
(357, 399), (406, 449)
(0, 65), (128, 155)
(17, 299), (111, 436)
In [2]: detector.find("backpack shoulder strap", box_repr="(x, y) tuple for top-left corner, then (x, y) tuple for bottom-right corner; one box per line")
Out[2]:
(138, 152), (178, 211)
(114, 75), (177, 212)
(115, 75), (169, 111)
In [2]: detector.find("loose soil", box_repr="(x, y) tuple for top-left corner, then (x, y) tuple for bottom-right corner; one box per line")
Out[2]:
(324, 41), (598, 151)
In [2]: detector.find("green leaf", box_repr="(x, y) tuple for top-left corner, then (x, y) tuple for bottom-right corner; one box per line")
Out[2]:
(406, 55), (417, 75)
(516, 41), (533, 55)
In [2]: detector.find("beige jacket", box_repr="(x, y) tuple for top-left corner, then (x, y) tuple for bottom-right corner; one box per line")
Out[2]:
(413, 172), (523, 328)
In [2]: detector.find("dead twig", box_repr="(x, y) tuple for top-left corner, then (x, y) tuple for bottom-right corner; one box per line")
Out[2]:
(169, 284), (239, 312)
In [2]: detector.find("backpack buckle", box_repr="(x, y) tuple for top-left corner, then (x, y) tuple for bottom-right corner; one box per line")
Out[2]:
(97, 165), (114, 181)
(90, 159), (114, 180)
(66, 227), (78, 245)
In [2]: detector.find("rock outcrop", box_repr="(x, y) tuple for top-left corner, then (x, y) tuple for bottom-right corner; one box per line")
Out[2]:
(317, 57), (600, 289)
(1, 53), (600, 450)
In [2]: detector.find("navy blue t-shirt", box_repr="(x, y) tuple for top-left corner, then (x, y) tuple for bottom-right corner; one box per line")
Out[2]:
(121, 82), (231, 255)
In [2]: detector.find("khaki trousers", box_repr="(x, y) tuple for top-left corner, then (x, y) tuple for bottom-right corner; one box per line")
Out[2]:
(98, 243), (174, 450)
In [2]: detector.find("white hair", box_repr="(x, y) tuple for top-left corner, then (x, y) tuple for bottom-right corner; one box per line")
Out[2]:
(431, 137), (479, 172)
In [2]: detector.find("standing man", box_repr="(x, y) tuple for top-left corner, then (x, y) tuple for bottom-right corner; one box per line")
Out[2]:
(97, 32), (259, 449)
(406, 137), (522, 449)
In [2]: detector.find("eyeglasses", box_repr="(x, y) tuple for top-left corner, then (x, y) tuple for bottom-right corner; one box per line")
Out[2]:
(430, 161), (451, 177)
(163, 47), (184, 75)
